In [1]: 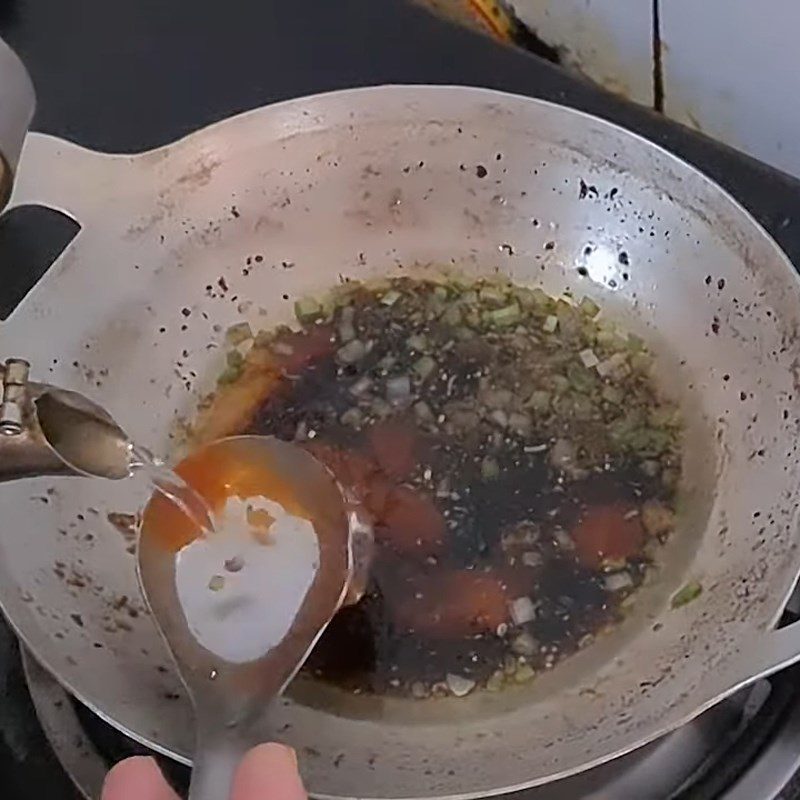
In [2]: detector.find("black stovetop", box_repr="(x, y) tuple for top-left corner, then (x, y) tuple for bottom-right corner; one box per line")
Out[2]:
(1, 1), (800, 798)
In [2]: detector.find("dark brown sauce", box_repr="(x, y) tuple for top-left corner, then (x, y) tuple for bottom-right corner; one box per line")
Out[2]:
(235, 277), (681, 697)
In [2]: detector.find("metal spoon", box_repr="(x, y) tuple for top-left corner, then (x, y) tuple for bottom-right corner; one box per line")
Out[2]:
(137, 435), (372, 800)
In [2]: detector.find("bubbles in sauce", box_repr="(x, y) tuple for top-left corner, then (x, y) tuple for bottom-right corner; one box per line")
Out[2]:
(198, 276), (683, 698)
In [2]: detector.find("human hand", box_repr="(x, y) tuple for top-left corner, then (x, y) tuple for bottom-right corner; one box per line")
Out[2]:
(101, 742), (306, 800)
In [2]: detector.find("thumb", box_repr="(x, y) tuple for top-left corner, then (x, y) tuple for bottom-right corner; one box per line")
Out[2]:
(102, 756), (180, 800)
(231, 743), (306, 800)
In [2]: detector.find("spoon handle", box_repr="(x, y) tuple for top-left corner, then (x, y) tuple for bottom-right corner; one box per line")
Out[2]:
(188, 727), (251, 800)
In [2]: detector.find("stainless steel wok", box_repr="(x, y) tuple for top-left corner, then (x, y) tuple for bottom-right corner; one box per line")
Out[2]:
(2, 86), (800, 799)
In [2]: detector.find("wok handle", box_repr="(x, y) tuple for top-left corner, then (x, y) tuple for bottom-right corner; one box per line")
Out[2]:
(6, 133), (129, 220)
(2, 133), (134, 315)
(719, 621), (800, 697)
(188, 726), (252, 800)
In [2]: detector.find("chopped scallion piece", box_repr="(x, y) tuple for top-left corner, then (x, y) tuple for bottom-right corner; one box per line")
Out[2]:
(294, 297), (323, 322)
(225, 322), (253, 346)
(414, 356), (437, 381)
(579, 297), (600, 318)
(671, 581), (702, 608)
(579, 348), (599, 368)
(380, 289), (402, 306)
(487, 302), (522, 327)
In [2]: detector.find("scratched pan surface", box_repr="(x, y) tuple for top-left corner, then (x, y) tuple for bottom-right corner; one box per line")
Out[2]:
(2, 86), (800, 799)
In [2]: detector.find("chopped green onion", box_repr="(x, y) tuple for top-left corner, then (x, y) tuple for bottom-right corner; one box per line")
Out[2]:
(386, 375), (412, 404)
(597, 352), (629, 379)
(336, 339), (367, 364)
(571, 394), (594, 420)
(226, 350), (244, 369)
(235, 339), (254, 358)
(481, 456), (500, 480)
(225, 322), (253, 346)
(579, 348), (599, 368)
(380, 290), (402, 306)
(508, 412), (532, 435)
(414, 401), (435, 423)
(579, 297), (600, 319)
(413, 356), (437, 381)
(550, 374), (570, 394)
(441, 305), (463, 326)
(566, 363), (595, 393)
(489, 409), (509, 428)
(465, 309), (482, 327)
(446, 673), (476, 697)
(340, 407), (363, 427)
(514, 664), (536, 684)
(516, 286), (550, 311)
(337, 305), (356, 342)
(253, 330), (272, 349)
(604, 571), (633, 592)
(630, 352), (653, 374)
(408, 334), (429, 352)
(349, 376), (373, 396)
(596, 358), (615, 378)
(485, 302), (522, 327)
(478, 285), (507, 307)
(509, 596), (536, 625)
(627, 333), (646, 352)
(601, 385), (624, 405)
(649, 405), (682, 429)
(294, 297), (323, 322)
(338, 320), (356, 343)
(671, 581), (702, 608)
(217, 366), (242, 386)
(526, 390), (551, 412)
(486, 670), (505, 692)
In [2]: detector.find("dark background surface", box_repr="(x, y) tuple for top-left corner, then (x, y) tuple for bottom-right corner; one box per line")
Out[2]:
(0, 0), (798, 267)
(0, 1), (799, 797)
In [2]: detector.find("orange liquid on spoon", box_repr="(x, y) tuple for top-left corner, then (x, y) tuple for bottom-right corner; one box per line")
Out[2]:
(142, 439), (313, 552)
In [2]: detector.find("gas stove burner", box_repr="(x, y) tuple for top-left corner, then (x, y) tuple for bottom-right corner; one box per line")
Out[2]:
(20, 646), (800, 800)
